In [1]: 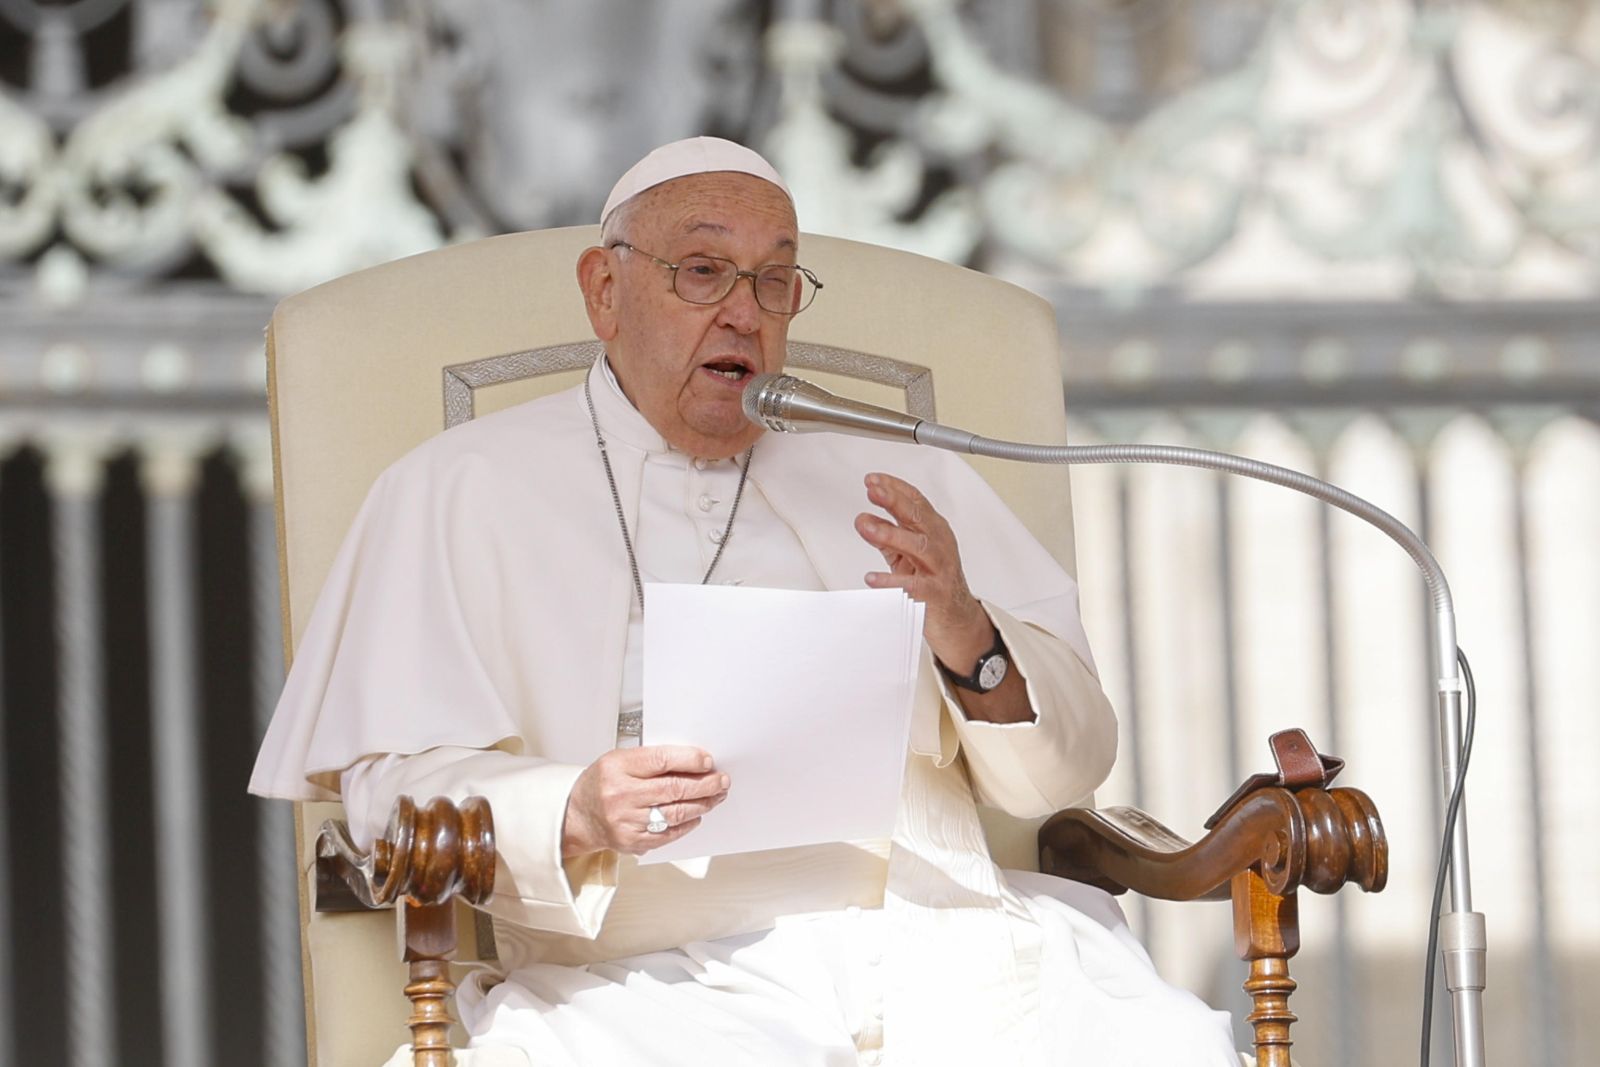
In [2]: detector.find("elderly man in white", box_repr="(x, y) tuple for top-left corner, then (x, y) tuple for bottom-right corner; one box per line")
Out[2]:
(251, 138), (1240, 1066)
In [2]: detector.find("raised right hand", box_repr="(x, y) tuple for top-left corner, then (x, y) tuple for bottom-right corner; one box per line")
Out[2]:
(561, 745), (730, 858)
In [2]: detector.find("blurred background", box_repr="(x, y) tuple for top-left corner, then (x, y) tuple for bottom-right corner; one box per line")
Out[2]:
(2, 0), (1597, 1064)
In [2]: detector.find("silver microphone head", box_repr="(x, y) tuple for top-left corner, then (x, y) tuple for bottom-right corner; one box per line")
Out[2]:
(741, 372), (922, 442)
(741, 373), (801, 431)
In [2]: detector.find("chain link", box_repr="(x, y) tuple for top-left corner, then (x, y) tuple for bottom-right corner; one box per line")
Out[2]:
(584, 373), (753, 614)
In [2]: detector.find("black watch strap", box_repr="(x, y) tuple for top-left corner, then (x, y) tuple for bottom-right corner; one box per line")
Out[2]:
(938, 625), (1009, 694)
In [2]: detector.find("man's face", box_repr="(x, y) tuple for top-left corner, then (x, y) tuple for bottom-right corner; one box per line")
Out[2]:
(578, 172), (799, 459)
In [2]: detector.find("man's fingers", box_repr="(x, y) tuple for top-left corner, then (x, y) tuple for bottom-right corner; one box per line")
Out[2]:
(626, 745), (714, 776)
(866, 570), (921, 599)
(865, 472), (936, 529)
(855, 513), (934, 568)
(655, 770), (731, 803)
(650, 791), (728, 831)
(568, 749), (728, 858)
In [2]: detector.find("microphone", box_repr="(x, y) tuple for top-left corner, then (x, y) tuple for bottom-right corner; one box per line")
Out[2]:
(746, 369), (1485, 1065)
(742, 373), (978, 451)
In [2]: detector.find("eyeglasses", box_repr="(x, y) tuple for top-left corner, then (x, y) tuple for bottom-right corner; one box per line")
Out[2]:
(609, 241), (823, 315)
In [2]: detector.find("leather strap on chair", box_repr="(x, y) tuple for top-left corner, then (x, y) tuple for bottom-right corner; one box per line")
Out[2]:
(1040, 729), (1383, 1067)
(1205, 729), (1345, 830)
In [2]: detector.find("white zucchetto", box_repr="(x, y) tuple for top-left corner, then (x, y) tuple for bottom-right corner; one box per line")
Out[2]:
(601, 137), (792, 226)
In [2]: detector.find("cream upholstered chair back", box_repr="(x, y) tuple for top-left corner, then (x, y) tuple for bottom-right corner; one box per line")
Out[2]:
(269, 226), (1081, 1066)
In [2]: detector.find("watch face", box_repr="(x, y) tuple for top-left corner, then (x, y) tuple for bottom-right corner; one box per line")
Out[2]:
(977, 654), (1008, 692)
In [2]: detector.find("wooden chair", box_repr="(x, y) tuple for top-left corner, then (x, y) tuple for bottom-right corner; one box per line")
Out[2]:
(265, 226), (1386, 1066)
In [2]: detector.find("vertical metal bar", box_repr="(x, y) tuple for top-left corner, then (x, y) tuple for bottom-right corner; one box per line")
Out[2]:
(1212, 475), (1242, 789)
(1113, 467), (1153, 949)
(0, 440), (15, 1067)
(1507, 443), (1559, 1067)
(1208, 450), (1251, 1053)
(1386, 423), (1482, 1067)
(1409, 437), (1453, 1059)
(1410, 455), (1444, 843)
(1392, 412), (1451, 840)
(1311, 450), (1357, 1067)
(43, 437), (114, 1067)
(237, 431), (306, 1067)
(1189, 412), (1246, 789)
(1436, 667), (1486, 1067)
(142, 438), (211, 1067)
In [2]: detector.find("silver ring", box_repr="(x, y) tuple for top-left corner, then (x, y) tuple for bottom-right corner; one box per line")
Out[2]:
(645, 806), (669, 834)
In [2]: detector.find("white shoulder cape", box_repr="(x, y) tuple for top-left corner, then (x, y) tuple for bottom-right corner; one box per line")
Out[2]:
(250, 383), (1094, 802)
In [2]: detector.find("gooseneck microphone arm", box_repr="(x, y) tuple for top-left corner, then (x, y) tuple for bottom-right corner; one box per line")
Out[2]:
(744, 372), (1487, 1067)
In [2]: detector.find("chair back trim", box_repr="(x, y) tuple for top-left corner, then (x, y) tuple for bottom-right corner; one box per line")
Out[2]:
(441, 340), (936, 429)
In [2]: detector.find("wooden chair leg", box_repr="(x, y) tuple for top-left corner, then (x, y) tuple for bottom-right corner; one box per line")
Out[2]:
(317, 796), (496, 1067)
(401, 901), (458, 1067)
(1232, 869), (1299, 1067)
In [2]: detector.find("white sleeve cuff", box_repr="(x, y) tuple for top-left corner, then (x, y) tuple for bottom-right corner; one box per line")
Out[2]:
(339, 747), (618, 938)
(935, 604), (1118, 817)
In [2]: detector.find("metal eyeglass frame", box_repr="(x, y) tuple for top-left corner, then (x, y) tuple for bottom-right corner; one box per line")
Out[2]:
(608, 241), (824, 315)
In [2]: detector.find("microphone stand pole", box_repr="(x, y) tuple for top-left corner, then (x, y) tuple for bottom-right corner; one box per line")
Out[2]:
(913, 426), (1488, 1067)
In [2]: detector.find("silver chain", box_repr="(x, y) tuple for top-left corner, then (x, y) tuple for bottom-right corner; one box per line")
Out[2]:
(584, 374), (753, 612)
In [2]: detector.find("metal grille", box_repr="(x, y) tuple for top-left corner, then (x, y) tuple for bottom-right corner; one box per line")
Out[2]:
(0, 444), (302, 1067)
(1067, 402), (1598, 1066)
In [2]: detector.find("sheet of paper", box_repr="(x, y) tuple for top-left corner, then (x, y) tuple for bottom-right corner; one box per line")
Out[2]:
(638, 583), (925, 865)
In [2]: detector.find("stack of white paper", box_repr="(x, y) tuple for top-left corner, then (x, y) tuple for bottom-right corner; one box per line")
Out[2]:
(638, 584), (926, 865)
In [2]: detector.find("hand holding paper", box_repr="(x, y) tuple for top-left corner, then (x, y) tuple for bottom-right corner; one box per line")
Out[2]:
(639, 584), (925, 865)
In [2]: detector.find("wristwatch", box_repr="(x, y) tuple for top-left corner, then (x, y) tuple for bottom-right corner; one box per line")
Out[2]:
(938, 625), (1009, 694)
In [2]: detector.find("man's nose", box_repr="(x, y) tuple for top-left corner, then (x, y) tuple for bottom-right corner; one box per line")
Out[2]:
(714, 274), (763, 333)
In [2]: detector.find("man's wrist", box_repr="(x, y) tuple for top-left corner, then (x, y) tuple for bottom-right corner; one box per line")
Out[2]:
(933, 602), (997, 675)
(937, 623), (1010, 694)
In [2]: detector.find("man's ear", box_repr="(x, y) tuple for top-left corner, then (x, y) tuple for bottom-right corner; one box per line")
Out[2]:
(576, 246), (619, 341)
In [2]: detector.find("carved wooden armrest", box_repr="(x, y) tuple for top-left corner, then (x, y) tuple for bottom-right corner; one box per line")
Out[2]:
(1038, 731), (1386, 1067)
(315, 796), (496, 1067)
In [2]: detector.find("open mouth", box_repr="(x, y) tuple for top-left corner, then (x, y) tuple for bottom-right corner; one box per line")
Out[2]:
(702, 359), (753, 383)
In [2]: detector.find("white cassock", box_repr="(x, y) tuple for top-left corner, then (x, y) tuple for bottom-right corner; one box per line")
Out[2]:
(251, 359), (1239, 1066)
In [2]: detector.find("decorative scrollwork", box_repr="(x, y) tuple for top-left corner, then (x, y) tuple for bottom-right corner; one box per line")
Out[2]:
(316, 794), (496, 913)
(869, 0), (1600, 296)
(193, 17), (447, 293)
(1040, 783), (1386, 902)
(0, 0), (461, 294)
(2, 0), (1596, 300)
(764, 17), (980, 262)
(0, 90), (55, 261)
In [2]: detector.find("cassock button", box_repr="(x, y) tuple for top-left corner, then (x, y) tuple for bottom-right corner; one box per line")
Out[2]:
(862, 1051), (882, 1066)
(709, 527), (725, 544)
(693, 457), (709, 471)
(697, 494), (716, 512)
